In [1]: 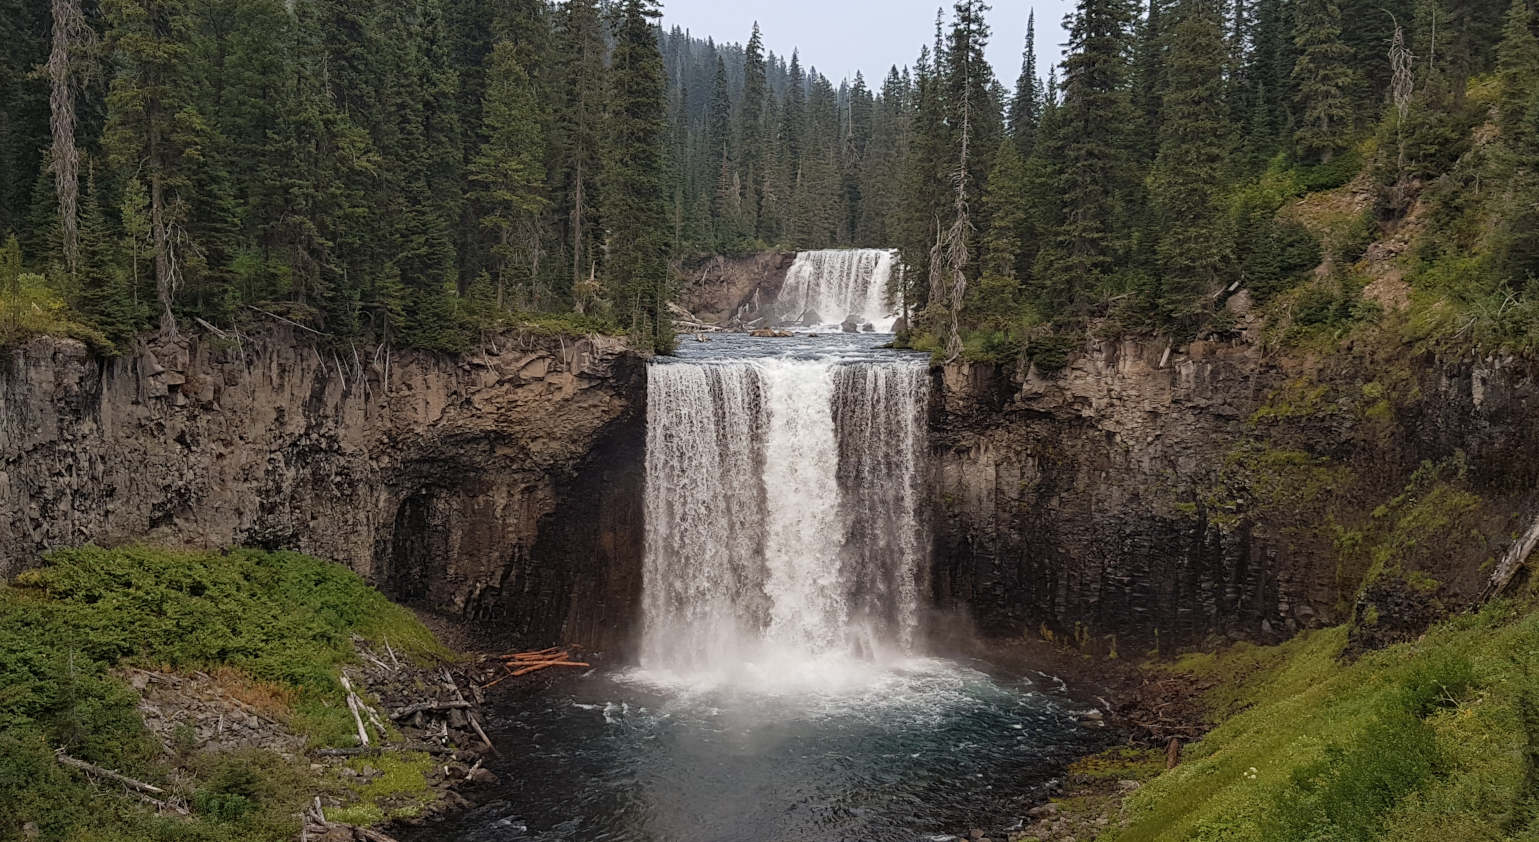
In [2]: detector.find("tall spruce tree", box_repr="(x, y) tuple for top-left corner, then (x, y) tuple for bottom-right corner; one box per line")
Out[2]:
(1045, 0), (1139, 312)
(1292, 0), (1354, 163)
(1498, 0), (1539, 140)
(102, 0), (205, 335)
(1009, 11), (1043, 156)
(605, 0), (671, 351)
(1149, 0), (1234, 326)
(556, 0), (607, 298)
(470, 42), (549, 311)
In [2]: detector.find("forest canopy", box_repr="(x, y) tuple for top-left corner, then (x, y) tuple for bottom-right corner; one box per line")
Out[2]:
(2, 0), (1537, 357)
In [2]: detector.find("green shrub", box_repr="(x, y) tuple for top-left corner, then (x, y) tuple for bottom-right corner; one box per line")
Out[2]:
(0, 546), (448, 842)
(1296, 149), (1365, 193)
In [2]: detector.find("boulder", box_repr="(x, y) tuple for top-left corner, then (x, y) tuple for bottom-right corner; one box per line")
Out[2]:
(841, 317), (860, 334)
(861, 323), (876, 333)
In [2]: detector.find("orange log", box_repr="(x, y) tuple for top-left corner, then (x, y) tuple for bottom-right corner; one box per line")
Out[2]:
(510, 661), (590, 677)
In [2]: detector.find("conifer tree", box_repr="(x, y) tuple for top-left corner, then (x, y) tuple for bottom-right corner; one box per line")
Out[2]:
(739, 23), (767, 236)
(1292, 0), (1355, 163)
(605, 0), (671, 351)
(1045, 0), (1139, 311)
(102, 0), (206, 336)
(1009, 11), (1043, 156)
(471, 42), (549, 311)
(556, 0), (607, 297)
(1149, 0), (1234, 325)
(1497, 0), (1539, 141)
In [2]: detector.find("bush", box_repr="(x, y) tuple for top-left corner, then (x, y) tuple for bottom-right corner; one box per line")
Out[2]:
(0, 546), (448, 842)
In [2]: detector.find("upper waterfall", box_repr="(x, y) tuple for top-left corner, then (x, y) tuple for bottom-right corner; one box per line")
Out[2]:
(640, 335), (929, 690)
(777, 249), (900, 331)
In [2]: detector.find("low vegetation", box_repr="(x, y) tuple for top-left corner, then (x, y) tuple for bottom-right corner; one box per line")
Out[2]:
(0, 546), (450, 842)
(1059, 599), (1539, 842)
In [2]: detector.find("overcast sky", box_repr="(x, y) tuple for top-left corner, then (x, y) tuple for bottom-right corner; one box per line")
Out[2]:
(660, 1), (1077, 89)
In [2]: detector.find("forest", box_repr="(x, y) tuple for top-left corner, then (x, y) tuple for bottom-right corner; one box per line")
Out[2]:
(1, 0), (1538, 358)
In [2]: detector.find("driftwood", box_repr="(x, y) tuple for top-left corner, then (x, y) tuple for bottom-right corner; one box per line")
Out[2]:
(443, 669), (496, 753)
(388, 699), (473, 720)
(1485, 511), (1539, 601)
(339, 673), (370, 748)
(55, 750), (189, 814)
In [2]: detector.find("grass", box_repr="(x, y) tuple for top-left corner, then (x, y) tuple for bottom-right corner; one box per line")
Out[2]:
(1086, 600), (1539, 842)
(0, 546), (450, 842)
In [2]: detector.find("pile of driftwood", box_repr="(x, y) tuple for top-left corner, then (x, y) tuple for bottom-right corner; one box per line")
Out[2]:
(482, 647), (590, 689)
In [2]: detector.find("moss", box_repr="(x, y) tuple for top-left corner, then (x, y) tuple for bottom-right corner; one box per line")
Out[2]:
(327, 752), (438, 826)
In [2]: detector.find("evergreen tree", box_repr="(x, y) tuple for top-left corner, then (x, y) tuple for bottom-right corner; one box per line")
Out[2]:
(471, 42), (549, 312)
(1149, 0), (1234, 326)
(1009, 11), (1042, 156)
(1498, 0), (1539, 141)
(1044, 0), (1140, 312)
(556, 0), (607, 298)
(102, 0), (206, 335)
(1292, 0), (1355, 163)
(739, 23), (767, 236)
(605, 0), (671, 352)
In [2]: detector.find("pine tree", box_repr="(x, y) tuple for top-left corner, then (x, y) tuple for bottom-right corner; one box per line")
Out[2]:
(1149, 0), (1234, 326)
(1009, 11), (1043, 156)
(1498, 0), (1539, 141)
(1292, 0), (1355, 163)
(739, 23), (767, 237)
(556, 0), (606, 299)
(470, 42), (549, 312)
(102, 0), (206, 335)
(605, 0), (671, 352)
(1045, 0), (1140, 311)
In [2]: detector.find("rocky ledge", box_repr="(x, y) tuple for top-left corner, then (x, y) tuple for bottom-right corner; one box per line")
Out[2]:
(0, 329), (648, 651)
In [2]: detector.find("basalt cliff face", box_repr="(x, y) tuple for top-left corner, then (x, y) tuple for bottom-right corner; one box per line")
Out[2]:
(931, 337), (1539, 654)
(0, 331), (647, 652)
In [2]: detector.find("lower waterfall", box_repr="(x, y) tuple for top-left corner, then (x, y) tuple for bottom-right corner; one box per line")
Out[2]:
(642, 354), (929, 685)
(404, 335), (1100, 842)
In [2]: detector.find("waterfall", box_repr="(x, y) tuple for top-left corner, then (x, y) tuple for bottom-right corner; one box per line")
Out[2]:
(642, 356), (929, 684)
(777, 249), (898, 329)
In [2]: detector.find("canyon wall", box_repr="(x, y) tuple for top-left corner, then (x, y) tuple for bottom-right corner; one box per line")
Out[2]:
(931, 337), (1539, 654)
(0, 331), (647, 652)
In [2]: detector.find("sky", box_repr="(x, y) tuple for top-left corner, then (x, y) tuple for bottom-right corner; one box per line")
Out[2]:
(660, 0), (1078, 90)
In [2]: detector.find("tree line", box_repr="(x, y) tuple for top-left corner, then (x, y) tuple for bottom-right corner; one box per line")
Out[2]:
(3, 0), (1538, 356)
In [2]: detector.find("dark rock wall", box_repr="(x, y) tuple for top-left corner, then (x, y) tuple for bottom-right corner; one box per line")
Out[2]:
(930, 338), (1539, 654)
(1, 331), (647, 649)
(676, 252), (797, 326)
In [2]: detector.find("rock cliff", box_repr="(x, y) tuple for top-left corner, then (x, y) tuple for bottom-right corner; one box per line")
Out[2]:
(0, 330), (647, 652)
(931, 337), (1539, 654)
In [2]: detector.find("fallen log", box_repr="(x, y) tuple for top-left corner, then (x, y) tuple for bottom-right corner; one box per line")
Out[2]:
(443, 669), (497, 754)
(510, 661), (590, 677)
(339, 674), (370, 747)
(55, 750), (190, 815)
(499, 647), (566, 661)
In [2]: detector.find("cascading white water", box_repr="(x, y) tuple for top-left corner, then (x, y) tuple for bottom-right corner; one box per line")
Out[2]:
(641, 354), (929, 689)
(777, 249), (899, 330)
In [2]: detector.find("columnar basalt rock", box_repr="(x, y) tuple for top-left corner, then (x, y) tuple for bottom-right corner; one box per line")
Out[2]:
(0, 330), (647, 651)
(930, 338), (1539, 654)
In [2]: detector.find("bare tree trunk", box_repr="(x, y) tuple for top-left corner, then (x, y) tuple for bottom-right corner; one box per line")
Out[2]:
(149, 106), (177, 337)
(48, 0), (90, 280)
(571, 161), (585, 293)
